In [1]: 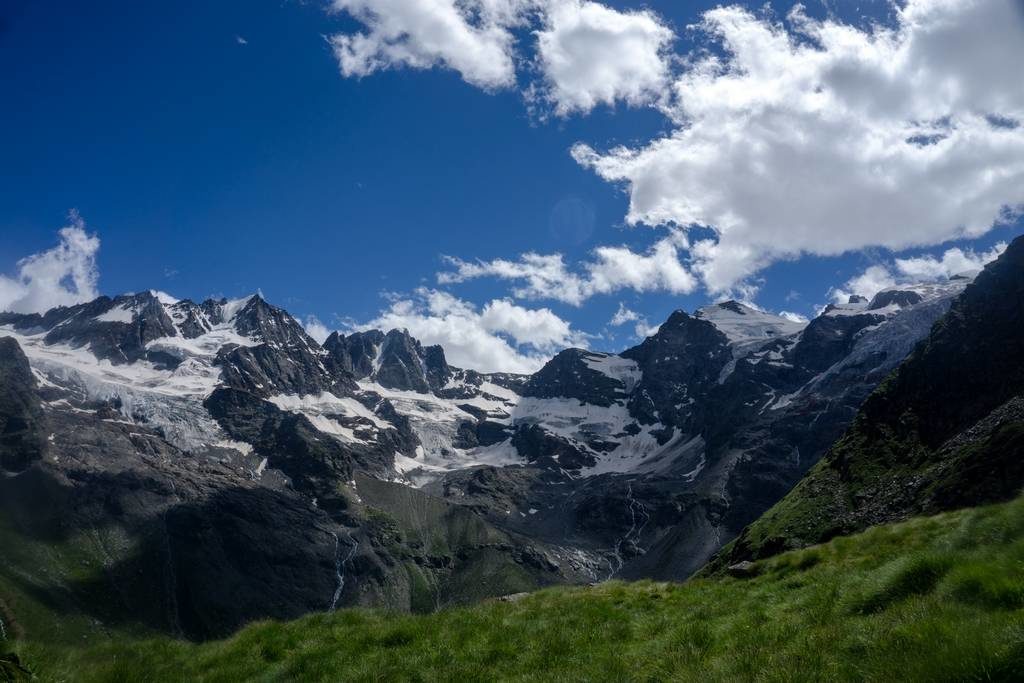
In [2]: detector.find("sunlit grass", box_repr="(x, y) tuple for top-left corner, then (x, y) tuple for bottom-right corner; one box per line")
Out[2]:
(9, 496), (1024, 682)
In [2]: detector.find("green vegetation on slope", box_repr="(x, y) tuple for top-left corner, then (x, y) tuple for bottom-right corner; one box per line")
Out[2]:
(715, 237), (1024, 569)
(7, 495), (1024, 682)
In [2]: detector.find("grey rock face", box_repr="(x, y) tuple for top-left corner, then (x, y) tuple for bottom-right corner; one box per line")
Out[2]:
(0, 337), (45, 473)
(204, 386), (392, 508)
(621, 310), (732, 432)
(214, 296), (358, 399)
(868, 289), (923, 310)
(512, 423), (596, 470)
(1, 292), (179, 365)
(324, 328), (453, 394)
(521, 349), (627, 407)
(324, 330), (385, 378)
(375, 329), (434, 393)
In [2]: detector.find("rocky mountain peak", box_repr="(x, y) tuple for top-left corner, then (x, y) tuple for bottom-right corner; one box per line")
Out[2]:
(231, 295), (319, 351)
(521, 348), (632, 407)
(324, 328), (452, 394)
(867, 289), (924, 310)
(212, 297), (357, 399)
(0, 291), (180, 365)
(715, 300), (748, 314)
(376, 328), (452, 393)
(623, 309), (728, 365)
(323, 329), (384, 378)
(695, 301), (806, 345)
(621, 312), (732, 431)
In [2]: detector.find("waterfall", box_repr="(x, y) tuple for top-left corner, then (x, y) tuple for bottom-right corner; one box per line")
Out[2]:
(604, 482), (650, 581)
(329, 529), (359, 611)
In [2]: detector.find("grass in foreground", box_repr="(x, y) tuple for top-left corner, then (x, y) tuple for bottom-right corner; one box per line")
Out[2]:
(9, 496), (1024, 682)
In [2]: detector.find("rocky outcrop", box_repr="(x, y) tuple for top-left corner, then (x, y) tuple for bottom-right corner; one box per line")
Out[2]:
(1, 292), (179, 365)
(214, 296), (357, 398)
(205, 387), (391, 507)
(0, 338), (45, 474)
(325, 328), (453, 394)
(621, 310), (732, 431)
(521, 349), (627, 407)
(324, 330), (384, 378)
(512, 424), (596, 470)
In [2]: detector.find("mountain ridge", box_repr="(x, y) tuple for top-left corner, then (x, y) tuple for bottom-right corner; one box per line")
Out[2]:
(711, 235), (1024, 569)
(0, 261), (985, 639)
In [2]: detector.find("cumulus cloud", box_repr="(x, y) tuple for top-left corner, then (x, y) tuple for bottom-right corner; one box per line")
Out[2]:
(438, 230), (696, 305)
(831, 265), (898, 303)
(0, 212), (101, 314)
(607, 302), (659, 339)
(633, 319), (661, 338)
(358, 288), (586, 373)
(573, 0), (1024, 293)
(895, 242), (1008, 281)
(533, 0), (674, 115)
(439, 252), (584, 304)
(303, 315), (332, 344)
(831, 242), (1008, 302)
(609, 302), (640, 326)
(327, 0), (675, 115)
(327, 0), (533, 89)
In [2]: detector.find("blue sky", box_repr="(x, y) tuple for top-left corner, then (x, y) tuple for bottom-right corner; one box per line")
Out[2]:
(2, 0), (1022, 371)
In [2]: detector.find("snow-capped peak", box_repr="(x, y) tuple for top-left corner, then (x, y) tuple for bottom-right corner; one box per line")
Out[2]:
(695, 301), (806, 344)
(221, 294), (257, 324)
(150, 289), (180, 305)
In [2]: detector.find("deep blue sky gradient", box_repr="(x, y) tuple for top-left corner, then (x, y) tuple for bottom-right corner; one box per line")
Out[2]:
(2, 0), (1019, 352)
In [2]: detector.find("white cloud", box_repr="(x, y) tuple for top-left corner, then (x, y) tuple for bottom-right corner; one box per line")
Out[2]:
(831, 242), (1008, 302)
(326, 0), (675, 114)
(608, 302), (659, 340)
(327, 0), (534, 89)
(894, 242), (1008, 281)
(439, 251), (586, 304)
(477, 297), (580, 350)
(438, 229), (696, 305)
(609, 302), (639, 326)
(588, 231), (697, 299)
(303, 315), (331, 344)
(831, 265), (898, 303)
(533, 0), (674, 115)
(358, 287), (585, 373)
(573, 0), (1024, 293)
(633, 319), (660, 338)
(0, 212), (101, 314)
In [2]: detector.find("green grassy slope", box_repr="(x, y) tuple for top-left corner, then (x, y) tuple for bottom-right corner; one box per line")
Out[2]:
(712, 236), (1024, 570)
(7, 495), (1024, 682)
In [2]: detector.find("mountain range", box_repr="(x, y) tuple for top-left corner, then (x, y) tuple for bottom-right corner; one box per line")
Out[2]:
(0, 238), (1019, 645)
